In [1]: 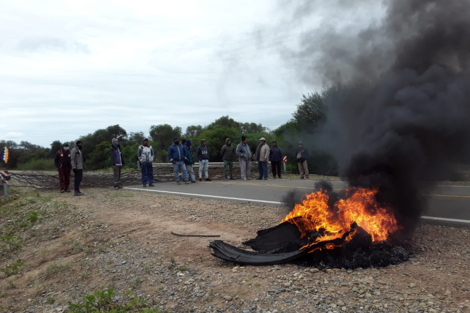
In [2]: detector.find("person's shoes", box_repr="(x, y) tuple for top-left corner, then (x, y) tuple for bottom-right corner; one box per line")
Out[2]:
(224, 177), (228, 181)
(143, 184), (147, 187)
(305, 176), (309, 179)
(247, 177), (252, 180)
(230, 177), (235, 180)
(278, 176), (282, 179)
(191, 181), (196, 183)
(60, 189), (65, 193)
(64, 189), (71, 193)
(205, 178), (212, 181)
(185, 181), (190, 185)
(272, 177), (276, 179)
(243, 177), (247, 181)
(78, 191), (84, 195)
(199, 178), (202, 182)
(149, 184), (154, 187)
(257, 178), (263, 180)
(114, 186), (119, 190)
(118, 186), (123, 189)
(263, 178), (268, 180)
(300, 176), (304, 179)
(74, 191), (83, 196)
(177, 181), (181, 185)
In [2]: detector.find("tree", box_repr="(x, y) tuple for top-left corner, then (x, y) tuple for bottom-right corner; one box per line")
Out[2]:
(128, 132), (145, 145)
(207, 116), (241, 131)
(149, 124), (182, 151)
(184, 125), (204, 138)
(292, 93), (326, 131)
(50, 140), (63, 158)
(241, 122), (266, 134)
(86, 141), (112, 170)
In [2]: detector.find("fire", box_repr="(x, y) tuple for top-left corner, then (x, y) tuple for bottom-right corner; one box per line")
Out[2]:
(281, 188), (400, 250)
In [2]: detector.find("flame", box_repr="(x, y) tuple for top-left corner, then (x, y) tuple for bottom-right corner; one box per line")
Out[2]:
(281, 188), (400, 250)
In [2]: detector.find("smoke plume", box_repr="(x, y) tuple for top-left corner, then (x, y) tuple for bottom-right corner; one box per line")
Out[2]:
(285, 0), (470, 232)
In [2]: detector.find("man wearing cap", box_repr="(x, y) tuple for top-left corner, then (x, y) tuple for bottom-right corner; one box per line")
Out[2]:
(296, 141), (309, 179)
(269, 140), (283, 179)
(196, 139), (211, 181)
(183, 139), (197, 183)
(236, 136), (252, 180)
(221, 138), (236, 181)
(54, 143), (72, 193)
(138, 138), (154, 187)
(168, 137), (189, 185)
(253, 137), (270, 180)
(71, 140), (84, 196)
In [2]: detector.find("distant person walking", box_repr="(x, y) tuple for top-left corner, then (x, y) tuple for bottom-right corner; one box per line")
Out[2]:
(221, 138), (236, 180)
(296, 141), (309, 179)
(236, 136), (252, 180)
(253, 137), (269, 180)
(168, 137), (189, 185)
(183, 139), (197, 183)
(197, 139), (211, 182)
(54, 143), (72, 193)
(71, 140), (84, 196)
(110, 138), (125, 190)
(269, 140), (283, 179)
(138, 138), (154, 187)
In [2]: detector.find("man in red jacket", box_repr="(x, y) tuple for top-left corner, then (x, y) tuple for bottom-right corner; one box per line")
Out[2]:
(54, 143), (72, 193)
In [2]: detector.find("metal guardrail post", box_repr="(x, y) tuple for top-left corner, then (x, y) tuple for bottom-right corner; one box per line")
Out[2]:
(0, 171), (10, 198)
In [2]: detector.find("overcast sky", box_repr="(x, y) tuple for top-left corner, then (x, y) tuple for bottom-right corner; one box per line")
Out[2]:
(0, 0), (381, 147)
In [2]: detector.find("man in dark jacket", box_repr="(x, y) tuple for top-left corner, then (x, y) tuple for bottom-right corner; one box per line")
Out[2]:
(71, 140), (84, 196)
(296, 141), (309, 179)
(110, 138), (125, 190)
(183, 139), (196, 183)
(168, 137), (189, 185)
(196, 139), (211, 182)
(221, 138), (236, 180)
(269, 140), (283, 179)
(54, 143), (72, 193)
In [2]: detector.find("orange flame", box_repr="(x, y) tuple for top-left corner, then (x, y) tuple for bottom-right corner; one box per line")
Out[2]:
(281, 188), (400, 249)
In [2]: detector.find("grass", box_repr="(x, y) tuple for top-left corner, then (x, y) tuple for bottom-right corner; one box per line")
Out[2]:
(17, 159), (55, 171)
(44, 263), (70, 279)
(1, 259), (25, 277)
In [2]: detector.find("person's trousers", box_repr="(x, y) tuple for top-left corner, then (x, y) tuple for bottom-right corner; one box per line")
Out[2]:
(141, 162), (154, 185)
(298, 160), (309, 178)
(58, 168), (71, 190)
(199, 159), (209, 179)
(223, 160), (233, 178)
(271, 161), (282, 178)
(113, 166), (122, 187)
(258, 161), (268, 179)
(74, 169), (83, 192)
(173, 161), (188, 182)
(186, 164), (196, 182)
(239, 158), (251, 179)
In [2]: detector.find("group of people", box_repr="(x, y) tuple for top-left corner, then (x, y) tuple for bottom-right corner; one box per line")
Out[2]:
(54, 136), (310, 195)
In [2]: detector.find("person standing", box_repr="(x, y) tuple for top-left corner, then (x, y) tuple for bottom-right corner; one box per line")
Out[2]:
(71, 140), (84, 196)
(138, 138), (154, 187)
(110, 138), (125, 190)
(253, 137), (269, 180)
(54, 143), (72, 193)
(296, 141), (309, 179)
(269, 140), (283, 179)
(184, 140), (197, 183)
(221, 138), (236, 181)
(196, 139), (211, 182)
(236, 136), (252, 180)
(168, 137), (189, 185)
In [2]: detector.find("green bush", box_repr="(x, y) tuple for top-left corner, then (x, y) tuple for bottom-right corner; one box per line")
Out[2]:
(17, 159), (55, 171)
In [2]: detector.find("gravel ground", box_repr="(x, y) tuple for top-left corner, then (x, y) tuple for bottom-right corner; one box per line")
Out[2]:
(0, 187), (469, 313)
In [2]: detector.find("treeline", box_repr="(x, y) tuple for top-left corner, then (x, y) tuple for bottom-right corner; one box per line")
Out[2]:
(0, 90), (338, 175)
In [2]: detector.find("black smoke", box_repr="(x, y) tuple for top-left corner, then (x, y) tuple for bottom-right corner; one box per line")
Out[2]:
(282, 0), (470, 233)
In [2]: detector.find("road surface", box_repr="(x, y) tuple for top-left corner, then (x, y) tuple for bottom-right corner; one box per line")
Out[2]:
(124, 179), (470, 226)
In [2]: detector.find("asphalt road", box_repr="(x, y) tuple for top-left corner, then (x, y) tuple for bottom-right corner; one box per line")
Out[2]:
(124, 179), (470, 226)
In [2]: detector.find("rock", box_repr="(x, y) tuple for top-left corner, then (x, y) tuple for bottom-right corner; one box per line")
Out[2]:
(224, 296), (233, 301)
(445, 290), (452, 296)
(409, 283), (416, 288)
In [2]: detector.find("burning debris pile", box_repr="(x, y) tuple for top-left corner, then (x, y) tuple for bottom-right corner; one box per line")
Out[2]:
(210, 181), (412, 268)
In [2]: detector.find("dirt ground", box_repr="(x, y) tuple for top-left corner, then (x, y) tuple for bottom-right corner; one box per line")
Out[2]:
(0, 187), (469, 313)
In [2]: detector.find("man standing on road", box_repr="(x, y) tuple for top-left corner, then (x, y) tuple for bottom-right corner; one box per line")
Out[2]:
(221, 138), (236, 181)
(197, 139), (211, 182)
(54, 142), (72, 193)
(168, 137), (189, 185)
(138, 138), (154, 187)
(71, 140), (84, 196)
(253, 137), (269, 180)
(296, 141), (309, 179)
(110, 138), (125, 190)
(183, 139), (197, 183)
(270, 140), (283, 179)
(236, 136), (252, 180)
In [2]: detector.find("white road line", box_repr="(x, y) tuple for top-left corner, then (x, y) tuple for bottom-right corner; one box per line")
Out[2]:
(124, 187), (470, 224)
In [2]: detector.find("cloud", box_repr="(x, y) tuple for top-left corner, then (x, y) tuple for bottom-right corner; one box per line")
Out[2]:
(4, 132), (25, 138)
(17, 37), (90, 54)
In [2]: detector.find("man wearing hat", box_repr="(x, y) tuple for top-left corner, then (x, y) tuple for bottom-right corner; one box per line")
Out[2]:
(196, 139), (211, 181)
(168, 137), (189, 185)
(269, 140), (283, 179)
(253, 137), (270, 180)
(138, 138), (154, 187)
(296, 141), (309, 179)
(183, 139), (197, 183)
(54, 142), (72, 193)
(236, 136), (252, 180)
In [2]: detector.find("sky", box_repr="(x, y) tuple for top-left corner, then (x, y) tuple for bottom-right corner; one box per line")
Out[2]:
(0, 0), (382, 147)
